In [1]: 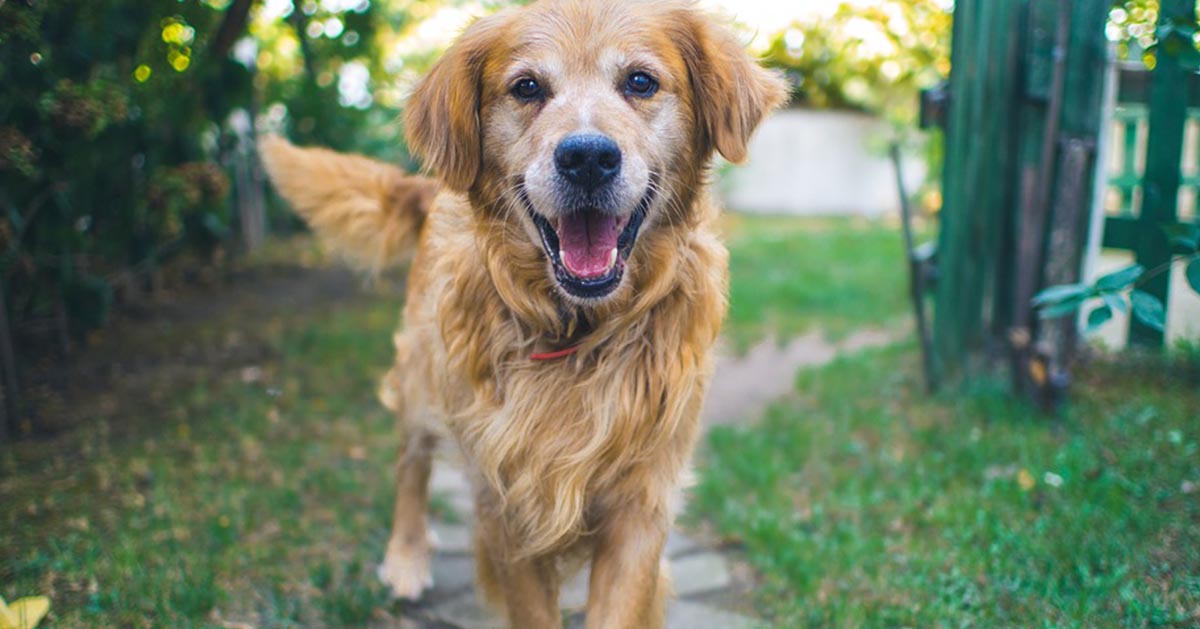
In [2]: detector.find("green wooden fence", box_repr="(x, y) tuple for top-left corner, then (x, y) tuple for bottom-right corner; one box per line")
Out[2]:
(1102, 61), (1200, 345)
(1111, 0), (1196, 347)
(933, 0), (1110, 396)
(1106, 105), (1200, 218)
(934, 0), (1198, 396)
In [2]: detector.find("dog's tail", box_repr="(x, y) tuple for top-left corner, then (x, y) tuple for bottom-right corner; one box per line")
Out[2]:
(259, 135), (438, 272)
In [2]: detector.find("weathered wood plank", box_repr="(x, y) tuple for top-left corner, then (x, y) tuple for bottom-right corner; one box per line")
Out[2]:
(934, 0), (1025, 377)
(1032, 0), (1109, 398)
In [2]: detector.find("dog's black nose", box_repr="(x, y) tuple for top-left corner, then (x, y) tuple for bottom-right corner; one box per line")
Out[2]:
(554, 134), (621, 191)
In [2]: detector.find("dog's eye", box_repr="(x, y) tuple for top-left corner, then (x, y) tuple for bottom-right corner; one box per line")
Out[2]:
(512, 78), (544, 101)
(624, 72), (658, 98)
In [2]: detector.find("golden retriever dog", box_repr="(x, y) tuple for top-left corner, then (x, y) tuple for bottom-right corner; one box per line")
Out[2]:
(261, 1), (785, 626)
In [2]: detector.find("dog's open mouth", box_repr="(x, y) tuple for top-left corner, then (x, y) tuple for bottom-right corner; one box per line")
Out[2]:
(527, 193), (651, 300)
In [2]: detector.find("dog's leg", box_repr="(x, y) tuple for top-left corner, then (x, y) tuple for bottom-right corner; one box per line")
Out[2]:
(377, 428), (437, 599)
(584, 505), (670, 629)
(499, 556), (562, 629)
(474, 510), (563, 629)
(472, 522), (504, 609)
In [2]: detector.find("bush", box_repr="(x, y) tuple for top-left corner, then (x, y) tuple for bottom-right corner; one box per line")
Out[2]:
(761, 0), (952, 125)
(0, 0), (425, 357)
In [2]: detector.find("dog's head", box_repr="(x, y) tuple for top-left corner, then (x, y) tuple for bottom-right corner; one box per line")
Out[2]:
(405, 0), (786, 304)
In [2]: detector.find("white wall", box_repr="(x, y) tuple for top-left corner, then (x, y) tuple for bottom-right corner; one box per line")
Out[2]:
(718, 109), (928, 217)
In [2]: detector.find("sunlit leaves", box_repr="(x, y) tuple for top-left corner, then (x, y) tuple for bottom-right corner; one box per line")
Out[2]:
(161, 19), (195, 45)
(1130, 289), (1167, 332)
(1108, 0), (1200, 67)
(1097, 264), (1145, 291)
(1032, 283), (1092, 309)
(1086, 304), (1114, 333)
(161, 17), (194, 73)
(1102, 291), (1129, 314)
(762, 0), (952, 124)
(1033, 221), (1200, 335)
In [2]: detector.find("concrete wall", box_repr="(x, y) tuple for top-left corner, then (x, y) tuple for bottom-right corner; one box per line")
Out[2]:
(718, 109), (928, 217)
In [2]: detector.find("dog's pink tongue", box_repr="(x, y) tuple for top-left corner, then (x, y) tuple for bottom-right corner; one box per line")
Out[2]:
(557, 212), (620, 279)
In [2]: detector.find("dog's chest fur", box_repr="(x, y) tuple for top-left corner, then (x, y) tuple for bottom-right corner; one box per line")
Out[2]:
(387, 194), (728, 556)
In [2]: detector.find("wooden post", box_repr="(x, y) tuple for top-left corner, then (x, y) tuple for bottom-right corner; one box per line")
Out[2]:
(934, 0), (1025, 377)
(1033, 0), (1110, 404)
(1009, 0), (1073, 397)
(891, 144), (938, 393)
(1131, 0), (1190, 346)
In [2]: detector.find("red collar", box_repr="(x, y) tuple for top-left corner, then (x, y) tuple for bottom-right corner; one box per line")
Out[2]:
(530, 344), (581, 361)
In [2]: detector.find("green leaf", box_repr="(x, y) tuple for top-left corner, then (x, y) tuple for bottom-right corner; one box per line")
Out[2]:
(1187, 257), (1200, 295)
(1102, 291), (1128, 314)
(1162, 223), (1200, 252)
(1095, 264), (1144, 292)
(1038, 296), (1086, 320)
(1032, 283), (1091, 307)
(1130, 290), (1166, 332)
(1086, 305), (1113, 334)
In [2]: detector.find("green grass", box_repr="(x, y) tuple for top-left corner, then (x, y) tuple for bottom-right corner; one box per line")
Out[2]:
(1, 292), (417, 627)
(1, 215), (904, 626)
(9, 217), (1190, 627)
(690, 345), (1200, 627)
(721, 215), (910, 349)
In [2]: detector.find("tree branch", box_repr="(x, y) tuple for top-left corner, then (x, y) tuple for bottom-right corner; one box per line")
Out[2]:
(210, 0), (256, 61)
(289, 0), (318, 82)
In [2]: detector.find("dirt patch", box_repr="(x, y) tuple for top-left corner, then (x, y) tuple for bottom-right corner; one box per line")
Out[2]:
(21, 263), (369, 438)
(702, 325), (907, 427)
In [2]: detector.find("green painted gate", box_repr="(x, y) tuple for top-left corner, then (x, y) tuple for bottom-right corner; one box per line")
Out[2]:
(932, 0), (1197, 396)
(1101, 60), (1200, 346)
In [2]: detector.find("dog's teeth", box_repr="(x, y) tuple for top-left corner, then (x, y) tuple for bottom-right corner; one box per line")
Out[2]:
(559, 249), (566, 262)
(608, 248), (618, 267)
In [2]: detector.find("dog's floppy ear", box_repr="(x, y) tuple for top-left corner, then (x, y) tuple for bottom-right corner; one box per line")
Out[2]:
(404, 11), (510, 191)
(676, 12), (789, 164)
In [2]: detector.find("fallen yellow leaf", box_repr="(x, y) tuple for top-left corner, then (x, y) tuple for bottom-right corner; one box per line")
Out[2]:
(0, 595), (50, 629)
(1017, 468), (1035, 491)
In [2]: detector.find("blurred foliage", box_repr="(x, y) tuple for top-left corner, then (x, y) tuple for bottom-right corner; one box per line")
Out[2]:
(1108, 0), (1200, 68)
(757, 0), (953, 205)
(3, 0), (235, 347)
(4, 0), (1192, 358)
(761, 0), (953, 125)
(760, 1), (1200, 121)
(0, 0), (451, 356)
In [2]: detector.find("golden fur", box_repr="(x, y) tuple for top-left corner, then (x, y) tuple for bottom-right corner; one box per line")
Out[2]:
(261, 1), (785, 627)
(259, 137), (437, 271)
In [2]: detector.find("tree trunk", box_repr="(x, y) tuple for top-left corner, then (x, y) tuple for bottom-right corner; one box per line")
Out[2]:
(290, 0), (318, 82)
(210, 0), (257, 62)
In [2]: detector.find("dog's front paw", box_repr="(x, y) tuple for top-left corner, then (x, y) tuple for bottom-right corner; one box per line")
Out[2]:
(377, 540), (434, 600)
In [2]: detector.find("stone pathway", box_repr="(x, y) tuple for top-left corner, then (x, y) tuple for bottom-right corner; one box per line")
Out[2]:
(702, 328), (901, 427)
(396, 328), (900, 628)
